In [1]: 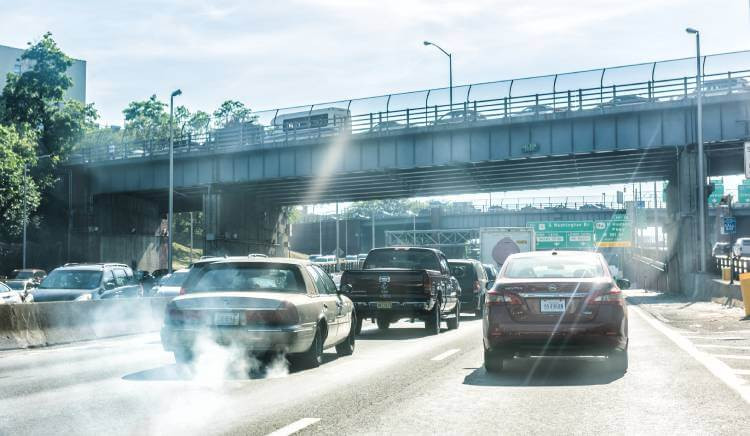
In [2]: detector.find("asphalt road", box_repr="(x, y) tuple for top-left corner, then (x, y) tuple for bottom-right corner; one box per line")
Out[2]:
(1, 300), (748, 435)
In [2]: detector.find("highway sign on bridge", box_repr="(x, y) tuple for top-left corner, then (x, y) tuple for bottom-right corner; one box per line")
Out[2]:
(530, 215), (632, 250)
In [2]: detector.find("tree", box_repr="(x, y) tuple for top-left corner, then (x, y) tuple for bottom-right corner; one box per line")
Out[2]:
(123, 94), (168, 140)
(0, 125), (39, 239)
(188, 110), (211, 135)
(213, 100), (253, 128)
(345, 199), (426, 218)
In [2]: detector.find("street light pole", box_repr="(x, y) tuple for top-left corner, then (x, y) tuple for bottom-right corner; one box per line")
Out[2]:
(168, 89), (182, 274)
(371, 214), (376, 250)
(686, 27), (707, 273)
(423, 41), (453, 109)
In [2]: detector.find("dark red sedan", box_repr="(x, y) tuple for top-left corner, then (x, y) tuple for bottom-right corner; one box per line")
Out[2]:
(483, 250), (629, 373)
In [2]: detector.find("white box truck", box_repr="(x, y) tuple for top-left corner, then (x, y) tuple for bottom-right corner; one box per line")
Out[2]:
(479, 227), (535, 269)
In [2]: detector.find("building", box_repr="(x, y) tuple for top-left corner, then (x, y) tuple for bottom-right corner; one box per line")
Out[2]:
(0, 43), (86, 103)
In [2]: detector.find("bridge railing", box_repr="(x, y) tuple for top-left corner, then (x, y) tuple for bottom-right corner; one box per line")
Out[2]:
(70, 50), (750, 164)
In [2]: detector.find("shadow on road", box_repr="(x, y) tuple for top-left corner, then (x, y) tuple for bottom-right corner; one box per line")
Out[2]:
(357, 326), (439, 340)
(463, 356), (623, 387)
(122, 353), (339, 382)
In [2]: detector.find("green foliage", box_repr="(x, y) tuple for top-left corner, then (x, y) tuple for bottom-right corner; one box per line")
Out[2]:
(345, 199), (426, 218)
(188, 110), (211, 135)
(0, 125), (39, 239)
(123, 94), (168, 140)
(213, 100), (254, 127)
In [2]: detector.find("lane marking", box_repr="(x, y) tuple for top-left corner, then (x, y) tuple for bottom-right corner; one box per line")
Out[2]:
(696, 344), (750, 351)
(267, 418), (320, 436)
(629, 305), (750, 405)
(732, 369), (750, 375)
(431, 348), (460, 361)
(712, 354), (750, 360)
(682, 336), (747, 341)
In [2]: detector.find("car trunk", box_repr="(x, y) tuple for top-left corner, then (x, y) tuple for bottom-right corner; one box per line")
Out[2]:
(344, 269), (430, 300)
(498, 279), (610, 324)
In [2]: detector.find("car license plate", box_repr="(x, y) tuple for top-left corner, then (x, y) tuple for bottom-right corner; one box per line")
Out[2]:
(540, 299), (566, 313)
(376, 302), (393, 309)
(214, 312), (240, 326)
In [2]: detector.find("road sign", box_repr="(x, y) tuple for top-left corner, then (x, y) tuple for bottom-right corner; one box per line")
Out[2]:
(594, 214), (633, 248)
(529, 219), (631, 249)
(722, 217), (737, 235)
(745, 141), (750, 179)
(708, 180), (724, 206)
(739, 184), (750, 204)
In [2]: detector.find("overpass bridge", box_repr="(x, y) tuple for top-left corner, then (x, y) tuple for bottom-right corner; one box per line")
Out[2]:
(63, 50), (750, 294)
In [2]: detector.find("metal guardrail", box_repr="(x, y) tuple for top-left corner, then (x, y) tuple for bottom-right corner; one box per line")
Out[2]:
(311, 260), (362, 273)
(387, 229), (479, 247)
(69, 50), (750, 164)
(714, 255), (750, 280)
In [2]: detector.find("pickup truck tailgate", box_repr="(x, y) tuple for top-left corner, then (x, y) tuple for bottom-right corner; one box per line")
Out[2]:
(342, 269), (430, 299)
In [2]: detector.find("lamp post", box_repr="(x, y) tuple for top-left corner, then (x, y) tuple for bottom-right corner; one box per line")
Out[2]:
(686, 27), (707, 273)
(168, 89), (182, 274)
(22, 154), (51, 269)
(423, 41), (453, 109)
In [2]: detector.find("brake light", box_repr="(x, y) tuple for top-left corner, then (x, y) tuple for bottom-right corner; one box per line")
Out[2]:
(486, 290), (522, 305)
(423, 273), (432, 294)
(590, 286), (624, 305)
(473, 280), (481, 293)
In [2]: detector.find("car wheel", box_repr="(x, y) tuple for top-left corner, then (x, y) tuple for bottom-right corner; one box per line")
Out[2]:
(354, 315), (363, 335)
(447, 301), (460, 330)
(291, 326), (324, 370)
(484, 348), (504, 373)
(173, 348), (193, 365)
(425, 301), (441, 335)
(336, 314), (357, 356)
(608, 349), (628, 373)
(376, 317), (391, 330)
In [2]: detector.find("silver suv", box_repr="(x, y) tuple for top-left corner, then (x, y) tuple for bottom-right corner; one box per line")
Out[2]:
(32, 263), (143, 302)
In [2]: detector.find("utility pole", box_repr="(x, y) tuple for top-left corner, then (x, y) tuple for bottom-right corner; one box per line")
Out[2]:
(686, 27), (707, 272)
(168, 89), (182, 273)
(189, 211), (194, 264)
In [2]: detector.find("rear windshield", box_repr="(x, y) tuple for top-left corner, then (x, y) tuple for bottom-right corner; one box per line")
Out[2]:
(39, 270), (102, 290)
(448, 262), (478, 290)
(503, 255), (604, 279)
(364, 250), (441, 271)
(160, 271), (189, 286)
(6, 281), (26, 290)
(11, 270), (33, 279)
(187, 263), (305, 293)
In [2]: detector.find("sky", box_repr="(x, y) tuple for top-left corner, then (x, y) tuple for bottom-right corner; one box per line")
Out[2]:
(2, 0), (749, 210)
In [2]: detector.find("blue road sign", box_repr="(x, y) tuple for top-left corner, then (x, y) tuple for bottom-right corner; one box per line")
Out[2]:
(723, 217), (737, 235)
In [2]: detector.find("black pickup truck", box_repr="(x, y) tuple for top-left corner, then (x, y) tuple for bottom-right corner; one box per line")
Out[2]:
(340, 247), (461, 335)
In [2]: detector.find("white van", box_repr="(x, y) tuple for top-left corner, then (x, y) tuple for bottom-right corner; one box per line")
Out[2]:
(732, 238), (750, 257)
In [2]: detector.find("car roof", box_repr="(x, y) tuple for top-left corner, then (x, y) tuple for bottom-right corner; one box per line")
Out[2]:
(448, 259), (478, 264)
(206, 257), (311, 266)
(508, 250), (602, 259)
(54, 263), (129, 271)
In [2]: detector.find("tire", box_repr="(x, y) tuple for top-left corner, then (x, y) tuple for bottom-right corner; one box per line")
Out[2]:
(354, 315), (363, 335)
(336, 314), (357, 356)
(447, 301), (460, 330)
(484, 348), (504, 373)
(376, 316), (391, 330)
(291, 325), (324, 370)
(173, 348), (193, 365)
(608, 349), (628, 373)
(425, 301), (441, 335)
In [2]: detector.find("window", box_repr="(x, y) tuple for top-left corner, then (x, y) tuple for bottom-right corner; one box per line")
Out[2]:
(314, 266), (337, 294)
(113, 269), (127, 287)
(306, 266), (333, 295)
(188, 263), (305, 293)
(39, 270), (103, 290)
(503, 255), (604, 279)
(364, 249), (441, 271)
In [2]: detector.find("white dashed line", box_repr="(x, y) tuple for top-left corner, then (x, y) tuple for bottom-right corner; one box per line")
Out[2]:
(630, 305), (750, 404)
(682, 336), (747, 341)
(712, 354), (750, 360)
(696, 344), (750, 351)
(266, 418), (321, 436)
(431, 348), (460, 361)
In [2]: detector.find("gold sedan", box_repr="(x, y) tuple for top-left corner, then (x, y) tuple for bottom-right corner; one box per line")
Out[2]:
(161, 258), (356, 369)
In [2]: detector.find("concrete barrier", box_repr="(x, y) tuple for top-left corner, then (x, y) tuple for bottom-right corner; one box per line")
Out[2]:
(0, 298), (169, 350)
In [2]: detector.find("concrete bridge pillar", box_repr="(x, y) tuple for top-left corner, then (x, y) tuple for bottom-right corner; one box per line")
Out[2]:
(664, 148), (704, 296)
(202, 188), (289, 258)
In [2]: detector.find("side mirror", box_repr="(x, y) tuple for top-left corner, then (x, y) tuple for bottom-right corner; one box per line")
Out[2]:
(486, 281), (493, 290)
(341, 284), (352, 294)
(616, 278), (631, 290)
(104, 281), (116, 290)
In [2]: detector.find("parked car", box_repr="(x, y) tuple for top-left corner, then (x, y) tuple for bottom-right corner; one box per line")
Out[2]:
(712, 242), (731, 257)
(448, 259), (490, 318)
(32, 263), (143, 302)
(483, 250), (630, 374)
(340, 247), (461, 335)
(732, 238), (750, 257)
(161, 258), (356, 369)
(0, 282), (24, 304)
(152, 269), (190, 298)
(483, 263), (499, 283)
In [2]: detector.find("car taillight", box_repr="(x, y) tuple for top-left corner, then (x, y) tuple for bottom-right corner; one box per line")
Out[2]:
(473, 280), (481, 293)
(485, 290), (522, 305)
(590, 286), (624, 305)
(245, 302), (299, 326)
(423, 273), (432, 294)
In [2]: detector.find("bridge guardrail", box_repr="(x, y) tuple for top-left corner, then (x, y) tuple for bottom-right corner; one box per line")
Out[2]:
(70, 49), (750, 164)
(714, 255), (750, 281)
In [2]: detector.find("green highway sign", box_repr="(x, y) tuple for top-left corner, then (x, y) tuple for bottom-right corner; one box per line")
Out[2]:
(739, 184), (750, 204)
(708, 179), (724, 206)
(530, 216), (632, 250)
